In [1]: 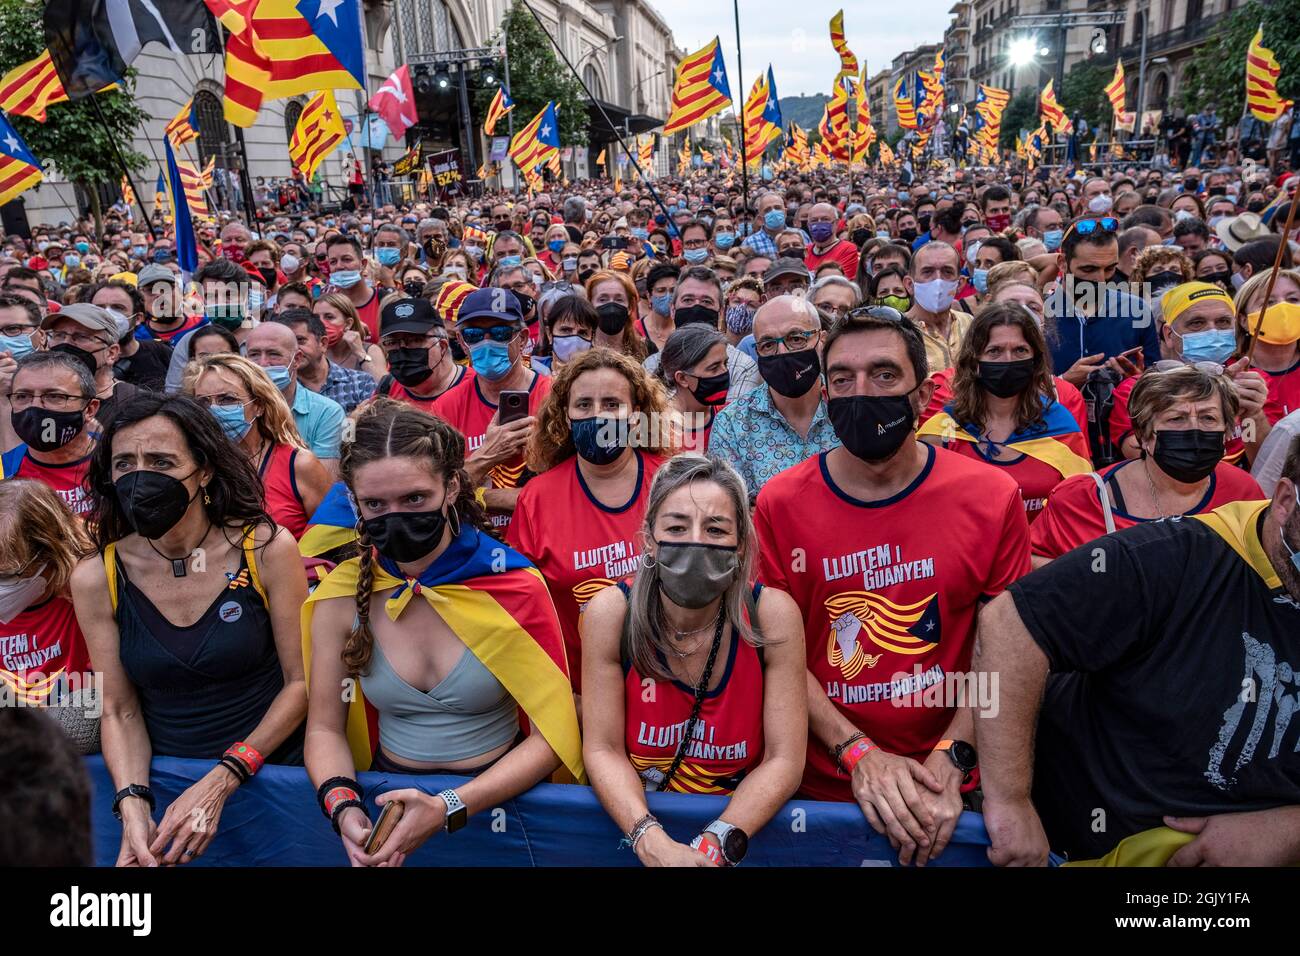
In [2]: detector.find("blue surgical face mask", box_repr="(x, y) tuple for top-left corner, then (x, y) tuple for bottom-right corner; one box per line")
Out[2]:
(331, 270), (362, 289)
(651, 292), (672, 315)
(263, 365), (292, 390)
(75, 241), (90, 254)
(682, 248), (709, 264)
(1043, 228), (1064, 252)
(1178, 328), (1237, 364)
(550, 334), (591, 363)
(210, 402), (253, 442)
(972, 268), (990, 294)
(469, 340), (515, 381)
(131, 245), (147, 258)
(714, 232), (735, 249)
(631, 228), (649, 240)
(498, 254), (522, 268)
(548, 239), (566, 254)
(764, 209), (787, 231)
(464, 244), (483, 261)
(63, 254), (80, 268)
(0, 333), (35, 359)
(375, 247), (401, 266)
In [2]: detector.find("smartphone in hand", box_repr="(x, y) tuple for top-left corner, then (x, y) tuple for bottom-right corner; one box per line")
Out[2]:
(364, 799), (405, 855)
(498, 390), (529, 425)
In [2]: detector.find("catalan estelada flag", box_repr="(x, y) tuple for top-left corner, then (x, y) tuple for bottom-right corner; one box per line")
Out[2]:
(828, 11), (858, 85)
(637, 133), (654, 176)
(289, 90), (346, 179)
(894, 76), (918, 130)
(483, 85), (514, 137)
(220, 0), (365, 127)
(742, 65), (782, 167)
(853, 80), (874, 164)
(165, 97), (200, 147)
(918, 69), (944, 117)
(1039, 79), (1067, 132)
(0, 112), (42, 207)
(1246, 25), (1292, 123)
(878, 138), (895, 166)
(508, 101), (560, 180)
(663, 37), (731, 135)
(301, 524), (585, 780)
(119, 175), (136, 209)
(785, 121), (809, 166)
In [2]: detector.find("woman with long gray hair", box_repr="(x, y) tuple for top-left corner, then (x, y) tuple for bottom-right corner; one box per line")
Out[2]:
(581, 453), (807, 867)
(659, 324), (730, 454)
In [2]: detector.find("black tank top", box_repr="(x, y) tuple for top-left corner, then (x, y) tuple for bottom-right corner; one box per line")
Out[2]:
(109, 535), (304, 763)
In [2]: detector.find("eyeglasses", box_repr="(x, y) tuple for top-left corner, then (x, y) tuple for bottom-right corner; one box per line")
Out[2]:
(460, 325), (517, 345)
(754, 328), (819, 357)
(0, 323), (36, 337)
(193, 395), (254, 410)
(8, 389), (92, 411)
(45, 329), (111, 350)
(1150, 359), (1225, 377)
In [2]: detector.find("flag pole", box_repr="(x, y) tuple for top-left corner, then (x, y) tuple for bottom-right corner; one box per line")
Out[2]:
(517, 0), (676, 231)
(732, 0), (749, 214)
(231, 124), (260, 229)
(88, 94), (157, 242)
(1245, 180), (1299, 365)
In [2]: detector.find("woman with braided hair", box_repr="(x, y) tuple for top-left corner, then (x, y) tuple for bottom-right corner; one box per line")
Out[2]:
(303, 399), (583, 866)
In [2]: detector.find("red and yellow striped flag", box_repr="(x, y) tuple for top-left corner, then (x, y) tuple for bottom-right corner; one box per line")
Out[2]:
(743, 74), (771, 167)
(483, 86), (515, 137)
(1040, 80), (1067, 131)
(0, 50), (67, 123)
(663, 37), (732, 135)
(1103, 62), (1127, 117)
(638, 134), (653, 171)
(120, 176), (136, 209)
(289, 91), (346, 180)
(177, 157), (213, 220)
(785, 121), (809, 166)
(894, 76), (918, 130)
(829, 11), (858, 84)
(509, 102), (561, 179)
(827, 78), (851, 161)
(165, 98), (200, 148)
(1246, 26), (1292, 123)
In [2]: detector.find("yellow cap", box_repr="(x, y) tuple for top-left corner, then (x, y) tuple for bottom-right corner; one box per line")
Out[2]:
(109, 271), (138, 286)
(1160, 281), (1232, 325)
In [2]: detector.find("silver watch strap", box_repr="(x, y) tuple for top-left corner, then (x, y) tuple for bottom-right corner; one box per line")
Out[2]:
(438, 788), (466, 828)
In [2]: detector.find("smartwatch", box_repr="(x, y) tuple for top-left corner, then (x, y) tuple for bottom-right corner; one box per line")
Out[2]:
(438, 788), (468, 833)
(111, 784), (156, 821)
(933, 739), (978, 779)
(700, 819), (749, 866)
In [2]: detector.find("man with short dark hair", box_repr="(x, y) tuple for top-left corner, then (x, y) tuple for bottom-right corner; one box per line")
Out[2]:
(274, 308), (374, 413)
(805, 202), (859, 280)
(326, 233), (384, 340)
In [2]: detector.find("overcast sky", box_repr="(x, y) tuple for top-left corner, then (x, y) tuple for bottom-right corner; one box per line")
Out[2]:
(649, 0), (956, 98)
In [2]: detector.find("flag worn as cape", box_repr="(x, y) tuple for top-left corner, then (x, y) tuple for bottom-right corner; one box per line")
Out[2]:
(918, 400), (1092, 479)
(302, 524), (585, 781)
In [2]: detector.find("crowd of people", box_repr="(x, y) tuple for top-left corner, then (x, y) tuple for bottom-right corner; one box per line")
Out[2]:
(2, 150), (1299, 869)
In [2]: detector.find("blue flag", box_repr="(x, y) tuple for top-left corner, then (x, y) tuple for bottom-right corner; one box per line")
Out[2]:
(163, 137), (196, 275)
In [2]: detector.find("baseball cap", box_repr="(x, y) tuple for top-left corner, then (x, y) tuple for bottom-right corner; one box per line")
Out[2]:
(434, 279), (476, 327)
(457, 287), (524, 326)
(764, 256), (811, 284)
(380, 297), (443, 337)
(137, 263), (175, 286)
(42, 303), (119, 340)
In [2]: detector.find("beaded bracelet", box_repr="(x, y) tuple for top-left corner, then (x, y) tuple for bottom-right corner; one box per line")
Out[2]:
(317, 776), (364, 818)
(330, 799), (366, 835)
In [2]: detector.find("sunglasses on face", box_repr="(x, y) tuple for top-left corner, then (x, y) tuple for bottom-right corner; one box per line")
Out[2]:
(460, 325), (517, 345)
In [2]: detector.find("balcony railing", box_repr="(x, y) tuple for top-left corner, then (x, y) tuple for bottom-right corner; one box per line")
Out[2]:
(1119, 13), (1224, 60)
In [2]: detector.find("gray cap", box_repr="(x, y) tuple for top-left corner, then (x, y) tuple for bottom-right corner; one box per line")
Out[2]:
(42, 302), (120, 340)
(137, 263), (175, 286)
(763, 256), (811, 284)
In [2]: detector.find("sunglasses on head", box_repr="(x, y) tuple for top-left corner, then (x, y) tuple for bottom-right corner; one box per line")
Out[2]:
(460, 324), (517, 345)
(1068, 217), (1119, 239)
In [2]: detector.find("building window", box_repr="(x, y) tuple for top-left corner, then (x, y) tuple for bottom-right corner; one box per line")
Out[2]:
(395, 0), (465, 59)
(284, 101), (304, 143)
(193, 89), (231, 170)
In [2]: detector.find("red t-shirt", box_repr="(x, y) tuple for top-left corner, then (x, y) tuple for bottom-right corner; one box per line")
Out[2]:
(2, 446), (93, 517)
(261, 443), (308, 539)
(386, 366), (469, 411)
(1109, 375), (1247, 464)
(924, 369), (1088, 436)
(754, 446), (1030, 801)
(354, 288), (381, 342)
(623, 610), (765, 795)
(1030, 458), (1266, 559)
(1257, 356), (1300, 424)
(505, 452), (664, 690)
(930, 435), (1087, 522)
(1, 596), (91, 704)
(432, 371), (552, 531)
(679, 409), (715, 455)
(804, 239), (859, 280)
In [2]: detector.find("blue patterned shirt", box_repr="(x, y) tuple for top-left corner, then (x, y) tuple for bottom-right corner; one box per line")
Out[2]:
(319, 361), (376, 413)
(708, 385), (840, 504)
(739, 227), (811, 258)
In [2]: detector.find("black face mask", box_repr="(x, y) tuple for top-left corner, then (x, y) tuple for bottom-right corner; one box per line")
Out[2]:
(595, 302), (629, 336)
(50, 342), (100, 377)
(917, 215), (932, 233)
(12, 406), (85, 452)
(1207, 185), (1226, 197)
(363, 509), (449, 564)
(674, 304), (719, 329)
(827, 391), (918, 463)
(257, 266), (277, 288)
(449, 337), (467, 363)
(1151, 429), (1224, 484)
(1184, 178), (1199, 192)
(851, 228), (871, 246)
(977, 359), (1036, 399)
(757, 348), (821, 398)
(577, 268), (597, 285)
(514, 291), (536, 322)
(387, 347), (435, 387)
(570, 415), (626, 466)
(1200, 270), (1232, 289)
(1146, 270), (1184, 292)
(899, 227), (918, 243)
(114, 470), (199, 540)
(403, 280), (425, 297)
(686, 369), (730, 407)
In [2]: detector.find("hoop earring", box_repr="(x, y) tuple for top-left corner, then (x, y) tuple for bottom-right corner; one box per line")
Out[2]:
(447, 507), (461, 538)
(641, 552), (656, 570)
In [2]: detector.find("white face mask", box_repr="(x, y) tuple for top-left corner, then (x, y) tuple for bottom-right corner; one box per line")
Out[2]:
(913, 278), (959, 314)
(0, 565), (47, 623)
(280, 253), (300, 273)
(1087, 194), (1114, 214)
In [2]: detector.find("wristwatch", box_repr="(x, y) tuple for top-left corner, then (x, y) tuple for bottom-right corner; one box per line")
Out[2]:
(438, 788), (468, 833)
(111, 784), (156, 821)
(933, 739), (978, 780)
(700, 819), (749, 866)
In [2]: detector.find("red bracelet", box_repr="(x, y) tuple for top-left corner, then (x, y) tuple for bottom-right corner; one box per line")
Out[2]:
(840, 737), (877, 774)
(225, 742), (265, 776)
(323, 786), (359, 817)
(694, 838), (722, 865)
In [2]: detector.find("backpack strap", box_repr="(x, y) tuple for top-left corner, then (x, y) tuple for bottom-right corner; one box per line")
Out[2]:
(1088, 472), (1117, 535)
(377, 374), (395, 397)
(242, 525), (269, 604)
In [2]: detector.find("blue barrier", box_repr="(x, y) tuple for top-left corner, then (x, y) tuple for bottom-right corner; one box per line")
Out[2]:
(87, 756), (1007, 866)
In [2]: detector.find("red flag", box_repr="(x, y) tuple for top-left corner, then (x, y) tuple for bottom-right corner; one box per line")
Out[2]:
(369, 64), (417, 139)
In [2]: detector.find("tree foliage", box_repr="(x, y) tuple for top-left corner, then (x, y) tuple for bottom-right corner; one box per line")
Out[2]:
(1060, 59), (1112, 131)
(474, 0), (588, 147)
(0, 0), (148, 198)
(1000, 88), (1038, 149)
(1180, 0), (1299, 116)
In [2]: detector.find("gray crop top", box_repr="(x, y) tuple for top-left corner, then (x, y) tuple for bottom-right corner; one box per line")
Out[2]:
(361, 636), (519, 764)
